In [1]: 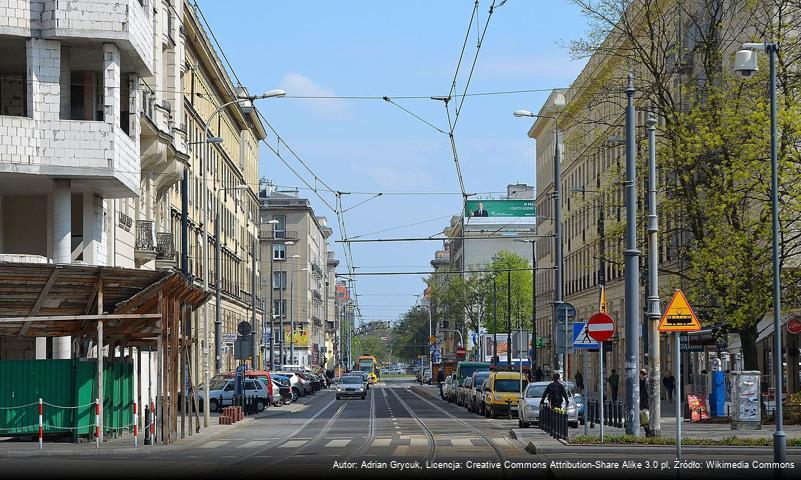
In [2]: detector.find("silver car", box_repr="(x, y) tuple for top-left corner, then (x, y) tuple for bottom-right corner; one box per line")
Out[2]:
(517, 381), (583, 428)
(336, 375), (367, 400)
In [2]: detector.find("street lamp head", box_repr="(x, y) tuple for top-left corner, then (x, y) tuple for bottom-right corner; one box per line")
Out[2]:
(553, 93), (566, 107)
(513, 109), (534, 118)
(256, 89), (287, 99)
(291, 254), (301, 259)
(267, 219), (280, 225)
(284, 241), (294, 246)
(207, 136), (223, 144)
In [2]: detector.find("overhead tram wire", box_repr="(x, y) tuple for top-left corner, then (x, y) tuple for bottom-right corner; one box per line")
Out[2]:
(336, 266), (552, 277)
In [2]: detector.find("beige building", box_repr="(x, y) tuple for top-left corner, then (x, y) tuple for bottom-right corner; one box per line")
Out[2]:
(259, 184), (338, 369)
(180, 1), (265, 373)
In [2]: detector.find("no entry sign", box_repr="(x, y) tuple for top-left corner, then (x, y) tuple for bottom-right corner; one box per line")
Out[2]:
(588, 312), (615, 342)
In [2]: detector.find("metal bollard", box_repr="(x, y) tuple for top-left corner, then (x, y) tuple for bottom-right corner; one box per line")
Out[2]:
(144, 405), (151, 445)
(589, 400), (595, 429)
(616, 402), (623, 428)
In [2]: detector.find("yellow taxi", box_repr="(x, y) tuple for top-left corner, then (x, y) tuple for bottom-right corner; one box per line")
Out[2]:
(483, 371), (528, 419)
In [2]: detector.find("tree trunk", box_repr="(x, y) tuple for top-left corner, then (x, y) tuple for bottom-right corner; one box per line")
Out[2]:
(738, 322), (760, 371)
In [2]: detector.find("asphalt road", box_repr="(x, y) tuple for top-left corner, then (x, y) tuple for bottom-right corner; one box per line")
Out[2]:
(0, 378), (797, 480)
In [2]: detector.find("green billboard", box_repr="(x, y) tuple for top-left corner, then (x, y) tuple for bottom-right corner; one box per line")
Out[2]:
(464, 199), (535, 218)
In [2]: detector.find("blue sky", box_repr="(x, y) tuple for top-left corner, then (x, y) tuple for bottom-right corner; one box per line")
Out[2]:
(196, 0), (590, 323)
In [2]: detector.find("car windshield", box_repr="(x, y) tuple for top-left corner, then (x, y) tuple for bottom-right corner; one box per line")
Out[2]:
(526, 385), (547, 398)
(473, 373), (490, 388)
(495, 379), (525, 392)
(459, 366), (488, 381)
(340, 376), (362, 384)
(209, 378), (227, 390)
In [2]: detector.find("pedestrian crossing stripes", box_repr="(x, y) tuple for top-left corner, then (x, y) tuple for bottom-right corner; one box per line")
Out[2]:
(197, 436), (504, 449)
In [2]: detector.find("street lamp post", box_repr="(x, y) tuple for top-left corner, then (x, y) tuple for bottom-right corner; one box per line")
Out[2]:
(265, 218), (279, 368)
(645, 112), (662, 437)
(514, 95), (566, 375)
(289, 253), (301, 365)
(623, 73), (641, 436)
(735, 41), (785, 463)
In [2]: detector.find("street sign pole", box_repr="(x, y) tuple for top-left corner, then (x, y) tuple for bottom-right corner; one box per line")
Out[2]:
(600, 345), (605, 443)
(584, 351), (589, 435)
(675, 332), (681, 461)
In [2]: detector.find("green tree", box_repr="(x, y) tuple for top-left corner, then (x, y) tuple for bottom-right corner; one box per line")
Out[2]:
(568, 0), (801, 369)
(390, 306), (431, 363)
(482, 251), (533, 334)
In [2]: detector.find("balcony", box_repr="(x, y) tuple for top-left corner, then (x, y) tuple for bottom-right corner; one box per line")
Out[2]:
(0, 116), (140, 197)
(311, 262), (323, 276)
(264, 228), (298, 240)
(134, 220), (156, 265)
(155, 232), (176, 270)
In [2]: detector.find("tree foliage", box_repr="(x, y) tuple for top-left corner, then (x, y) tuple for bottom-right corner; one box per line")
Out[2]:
(567, 0), (801, 368)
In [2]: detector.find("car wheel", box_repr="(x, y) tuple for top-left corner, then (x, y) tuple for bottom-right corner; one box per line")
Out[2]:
(518, 419), (523, 428)
(570, 421), (578, 429)
(522, 420), (529, 428)
(361, 394), (366, 400)
(291, 388), (300, 402)
(336, 394), (341, 400)
(490, 406), (497, 419)
(256, 399), (266, 413)
(210, 399), (219, 413)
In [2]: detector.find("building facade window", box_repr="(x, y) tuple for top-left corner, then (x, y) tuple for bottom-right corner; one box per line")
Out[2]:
(273, 243), (286, 260)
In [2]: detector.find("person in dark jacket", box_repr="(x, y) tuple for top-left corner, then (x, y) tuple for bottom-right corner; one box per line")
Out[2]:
(663, 371), (676, 402)
(575, 370), (584, 393)
(639, 368), (649, 409)
(534, 366), (544, 382)
(540, 373), (570, 409)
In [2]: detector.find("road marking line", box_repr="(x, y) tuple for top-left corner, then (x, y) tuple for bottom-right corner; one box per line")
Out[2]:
(200, 440), (229, 449)
(371, 438), (391, 447)
(409, 438), (428, 446)
(449, 438), (474, 447)
(238, 441), (269, 448)
(277, 440), (307, 448)
(393, 445), (408, 456)
(325, 439), (351, 447)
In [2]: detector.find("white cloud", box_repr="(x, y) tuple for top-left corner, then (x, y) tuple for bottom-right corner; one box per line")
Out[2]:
(278, 72), (349, 118)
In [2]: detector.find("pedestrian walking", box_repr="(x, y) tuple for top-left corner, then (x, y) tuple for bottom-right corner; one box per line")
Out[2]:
(663, 371), (675, 402)
(534, 366), (544, 382)
(639, 368), (650, 435)
(437, 369), (445, 397)
(608, 369), (619, 403)
(540, 373), (570, 409)
(574, 370), (584, 393)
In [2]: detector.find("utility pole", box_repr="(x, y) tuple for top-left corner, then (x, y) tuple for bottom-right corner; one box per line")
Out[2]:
(251, 240), (258, 368)
(553, 120), (564, 377)
(646, 112), (662, 436)
(507, 269), (512, 370)
(623, 73), (641, 436)
(531, 242), (537, 370)
(493, 275), (498, 365)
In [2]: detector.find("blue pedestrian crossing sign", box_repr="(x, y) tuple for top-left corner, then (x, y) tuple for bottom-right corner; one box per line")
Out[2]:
(573, 322), (600, 349)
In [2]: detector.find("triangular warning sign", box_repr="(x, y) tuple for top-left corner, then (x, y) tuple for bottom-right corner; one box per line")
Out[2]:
(599, 286), (608, 314)
(659, 289), (701, 332)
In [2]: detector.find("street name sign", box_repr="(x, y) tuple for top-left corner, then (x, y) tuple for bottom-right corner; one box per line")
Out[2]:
(222, 333), (237, 343)
(587, 312), (615, 342)
(659, 289), (701, 332)
(573, 322), (600, 349)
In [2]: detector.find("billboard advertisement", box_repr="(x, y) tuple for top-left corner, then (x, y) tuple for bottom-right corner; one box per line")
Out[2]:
(481, 331), (531, 362)
(464, 199), (535, 218)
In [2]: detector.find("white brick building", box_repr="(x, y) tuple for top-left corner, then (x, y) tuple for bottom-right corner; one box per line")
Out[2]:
(0, 0), (187, 359)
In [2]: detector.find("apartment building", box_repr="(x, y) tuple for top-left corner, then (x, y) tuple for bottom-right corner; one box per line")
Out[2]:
(0, 0), (186, 359)
(179, 2), (265, 372)
(259, 185), (337, 368)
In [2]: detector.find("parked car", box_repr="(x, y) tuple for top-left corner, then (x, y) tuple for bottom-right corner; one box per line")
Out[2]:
(476, 378), (491, 415)
(272, 372), (305, 401)
(517, 381), (582, 428)
(199, 377), (271, 413)
(457, 376), (473, 407)
(336, 375), (367, 400)
(467, 371), (492, 414)
(441, 374), (454, 400)
(483, 371), (527, 418)
(294, 372), (316, 395)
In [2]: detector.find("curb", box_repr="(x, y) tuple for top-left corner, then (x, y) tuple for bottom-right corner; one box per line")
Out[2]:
(524, 440), (799, 455)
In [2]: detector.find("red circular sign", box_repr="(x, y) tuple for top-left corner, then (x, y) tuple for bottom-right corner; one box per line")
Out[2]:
(588, 312), (615, 342)
(788, 317), (801, 335)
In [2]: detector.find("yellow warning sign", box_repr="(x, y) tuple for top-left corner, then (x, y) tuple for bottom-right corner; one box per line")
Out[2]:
(659, 289), (701, 332)
(599, 286), (608, 314)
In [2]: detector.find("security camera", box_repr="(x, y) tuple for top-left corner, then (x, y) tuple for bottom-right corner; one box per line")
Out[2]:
(734, 49), (758, 78)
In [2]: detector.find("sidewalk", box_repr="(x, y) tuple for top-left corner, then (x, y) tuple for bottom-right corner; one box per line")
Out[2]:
(0, 413), (252, 456)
